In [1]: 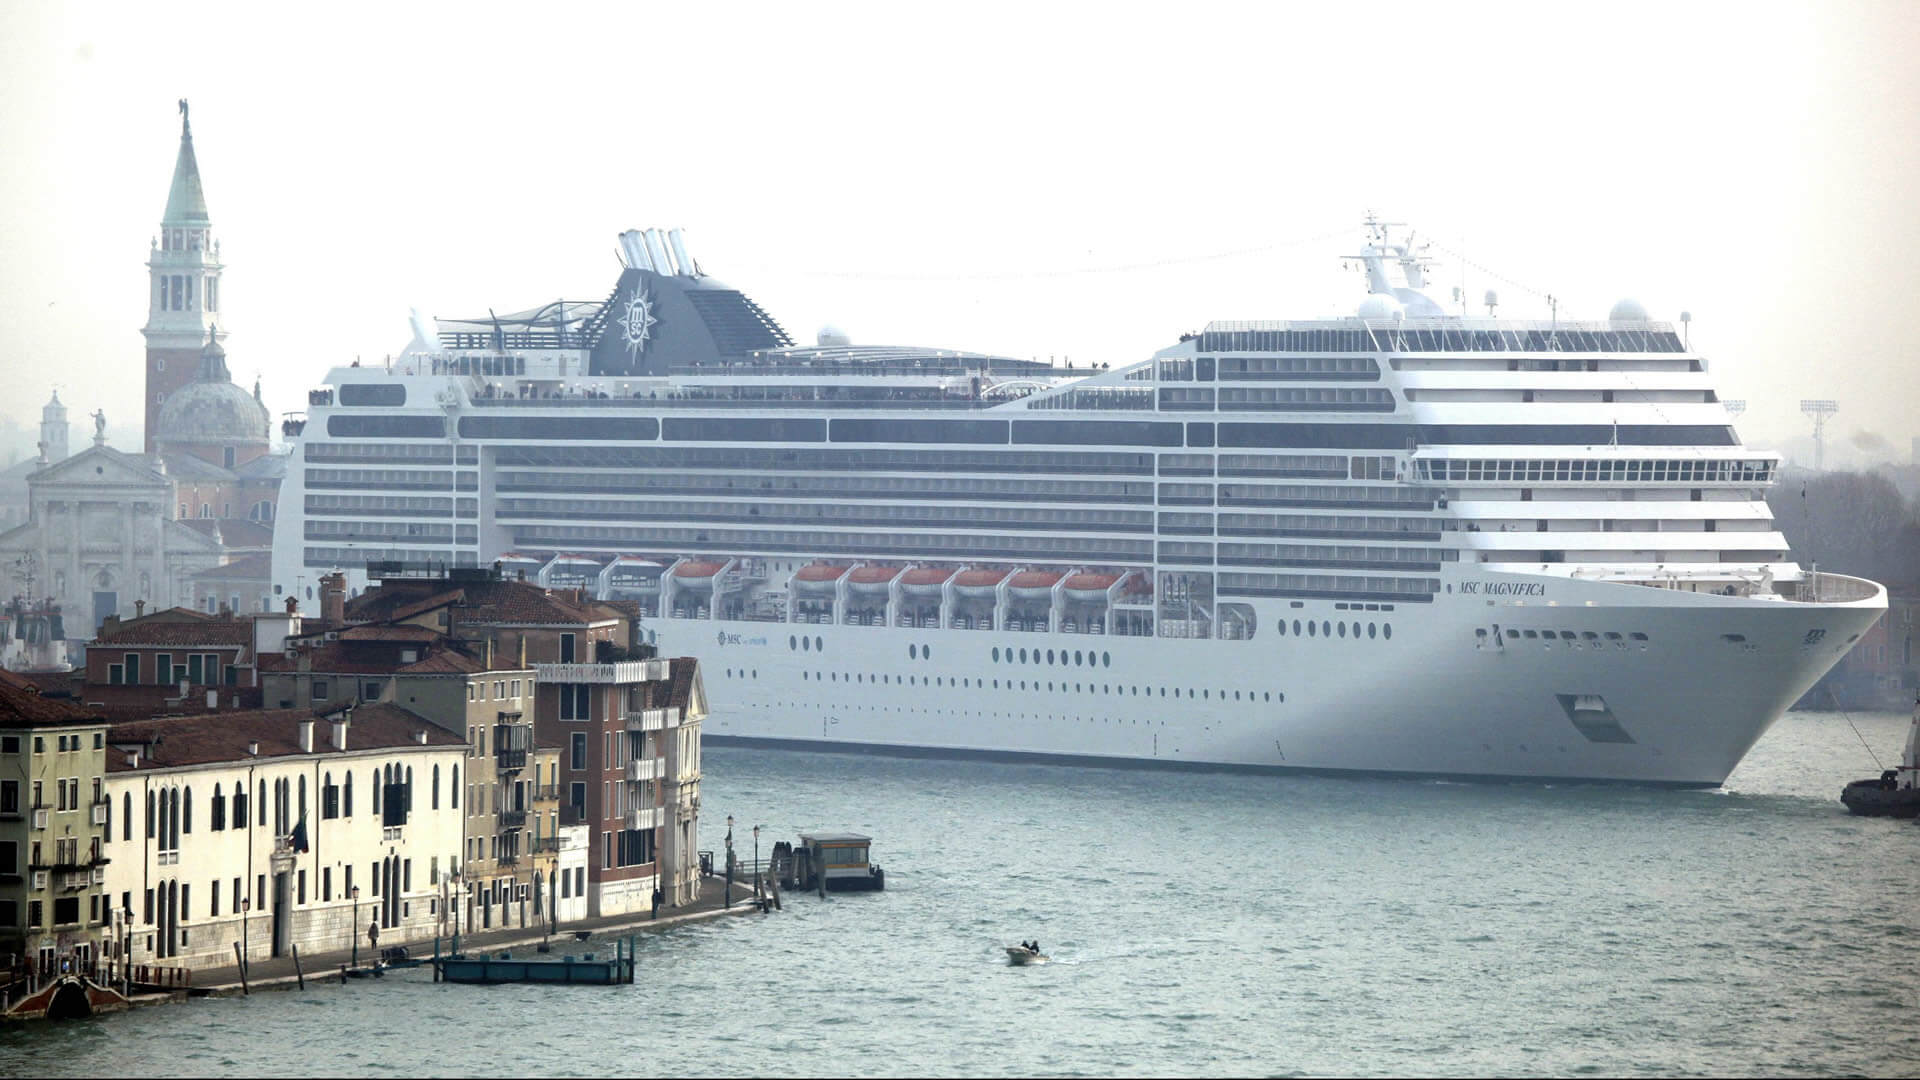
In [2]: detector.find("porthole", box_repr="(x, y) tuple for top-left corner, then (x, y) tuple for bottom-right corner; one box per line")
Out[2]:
(814, 636), (824, 652)
(1019, 648), (1028, 663)
(1308, 621), (1316, 637)
(1368, 623), (1377, 639)
(1234, 691), (1241, 700)
(1047, 649), (1055, 664)
(789, 635), (797, 650)
(1318, 621), (1328, 637)
(1383, 624), (1392, 640)
(1075, 650), (1084, 666)
(910, 644), (918, 659)
(803, 671), (809, 680)
(992, 647), (1000, 662)
(1102, 652), (1111, 667)
(925, 644), (933, 659)
(1338, 622), (1346, 638)
(1278, 621), (1286, 636)
(802, 637), (811, 652)
(1263, 692), (1270, 702)
(1293, 619), (1302, 636)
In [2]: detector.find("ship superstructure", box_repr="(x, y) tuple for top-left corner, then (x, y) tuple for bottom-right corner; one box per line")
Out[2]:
(269, 223), (1885, 785)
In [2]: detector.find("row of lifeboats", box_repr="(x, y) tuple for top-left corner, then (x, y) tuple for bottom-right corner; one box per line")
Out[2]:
(789, 566), (1143, 604)
(495, 551), (1152, 604)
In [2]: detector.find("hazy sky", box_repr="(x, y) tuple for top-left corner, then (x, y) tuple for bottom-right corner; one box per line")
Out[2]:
(2, 1), (1916, 467)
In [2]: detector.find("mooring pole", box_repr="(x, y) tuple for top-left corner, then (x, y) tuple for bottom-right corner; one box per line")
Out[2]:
(291, 944), (305, 990)
(233, 942), (249, 996)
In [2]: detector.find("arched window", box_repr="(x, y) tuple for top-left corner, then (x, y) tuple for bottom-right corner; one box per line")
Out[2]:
(182, 786), (192, 834)
(405, 767), (413, 812)
(452, 765), (460, 808)
(345, 771), (354, 817)
(168, 788), (180, 850)
(123, 792), (132, 842)
(298, 775), (307, 822)
(258, 779), (267, 827)
(210, 785), (225, 830)
(432, 764), (440, 809)
(145, 791), (155, 839)
(372, 770), (381, 814)
(233, 782), (247, 829)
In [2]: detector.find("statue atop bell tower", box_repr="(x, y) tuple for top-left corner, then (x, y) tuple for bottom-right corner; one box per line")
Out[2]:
(142, 98), (226, 454)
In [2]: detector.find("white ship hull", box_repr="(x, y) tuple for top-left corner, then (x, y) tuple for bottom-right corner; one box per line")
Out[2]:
(655, 569), (1883, 786)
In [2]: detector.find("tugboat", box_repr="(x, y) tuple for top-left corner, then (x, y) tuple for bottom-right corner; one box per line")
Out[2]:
(1840, 697), (1920, 817)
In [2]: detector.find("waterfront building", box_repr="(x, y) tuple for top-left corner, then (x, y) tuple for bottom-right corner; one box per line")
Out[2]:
(82, 607), (259, 710)
(0, 679), (110, 976)
(340, 567), (706, 912)
(100, 705), (464, 973)
(257, 572), (547, 934)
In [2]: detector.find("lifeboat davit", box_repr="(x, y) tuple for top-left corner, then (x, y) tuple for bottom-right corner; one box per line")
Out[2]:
(953, 568), (1011, 598)
(671, 560), (727, 591)
(1008, 571), (1063, 601)
(901, 568), (956, 597)
(847, 566), (902, 594)
(793, 564), (850, 594)
(1063, 572), (1121, 602)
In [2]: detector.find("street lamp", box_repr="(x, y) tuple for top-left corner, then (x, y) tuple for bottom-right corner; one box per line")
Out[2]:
(239, 898), (250, 976)
(350, 885), (362, 969)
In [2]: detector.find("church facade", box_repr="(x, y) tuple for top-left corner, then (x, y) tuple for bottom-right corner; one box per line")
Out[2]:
(0, 103), (283, 648)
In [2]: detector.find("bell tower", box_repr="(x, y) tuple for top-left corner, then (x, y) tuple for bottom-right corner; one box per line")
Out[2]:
(142, 99), (226, 454)
(38, 390), (69, 464)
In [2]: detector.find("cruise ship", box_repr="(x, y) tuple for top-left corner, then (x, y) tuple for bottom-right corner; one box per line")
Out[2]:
(269, 220), (1885, 785)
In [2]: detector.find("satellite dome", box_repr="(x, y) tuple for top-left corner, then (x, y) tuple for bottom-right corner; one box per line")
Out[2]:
(1609, 297), (1651, 322)
(1356, 293), (1403, 321)
(816, 325), (852, 347)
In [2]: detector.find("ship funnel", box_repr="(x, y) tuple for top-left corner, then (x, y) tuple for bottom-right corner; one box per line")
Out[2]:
(643, 229), (674, 276)
(668, 229), (697, 278)
(617, 229), (655, 272)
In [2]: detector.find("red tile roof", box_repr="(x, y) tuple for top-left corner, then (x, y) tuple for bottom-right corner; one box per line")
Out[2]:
(93, 616), (253, 648)
(0, 680), (106, 728)
(347, 577), (610, 628)
(106, 703), (463, 771)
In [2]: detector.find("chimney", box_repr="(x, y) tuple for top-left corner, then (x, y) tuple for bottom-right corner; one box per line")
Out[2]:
(206, 689), (217, 709)
(298, 719), (314, 753)
(320, 572), (347, 627)
(284, 595), (298, 615)
(124, 749), (139, 768)
(413, 729), (428, 745)
(135, 599), (146, 616)
(247, 741), (259, 757)
(330, 715), (349, 751)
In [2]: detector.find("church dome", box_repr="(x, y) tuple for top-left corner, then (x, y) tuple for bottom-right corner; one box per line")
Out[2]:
(156, 379), (270, 446)
(156, 334), (268, 447)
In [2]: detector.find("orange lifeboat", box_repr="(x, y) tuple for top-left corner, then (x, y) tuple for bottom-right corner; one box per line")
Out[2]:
(671, 560), (726, 590)
(793, 564), (850, 594)
(847, 566), (903, 594)
(1063, 572), (1121, 602)
(953, 568), (1011, 598)
(1008, 571), (1063, 601)
(901, 567), (956, 597)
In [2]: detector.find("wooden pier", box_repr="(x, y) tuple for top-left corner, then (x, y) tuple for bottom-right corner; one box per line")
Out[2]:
(433, 935), (636, 985)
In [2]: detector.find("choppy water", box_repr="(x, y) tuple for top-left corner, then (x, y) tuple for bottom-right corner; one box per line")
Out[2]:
(6, 711), (1918, 1077)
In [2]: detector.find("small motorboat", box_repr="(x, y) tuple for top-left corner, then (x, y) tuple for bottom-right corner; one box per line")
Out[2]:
(1841, 697), (1920, 817)
(1005, 945), (1048, 966)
